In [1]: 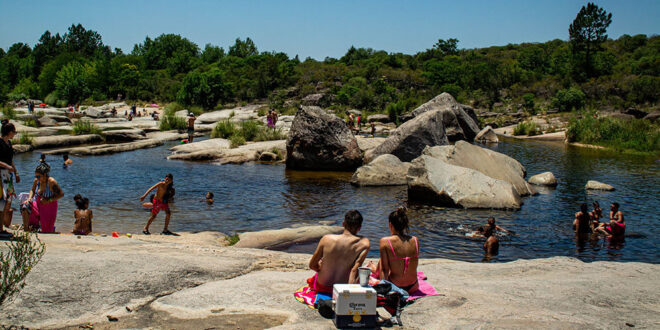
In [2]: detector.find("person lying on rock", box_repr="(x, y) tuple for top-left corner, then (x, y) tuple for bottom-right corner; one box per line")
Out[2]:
(483, 226), (499, 256)
(307, 210), (370, 294)
(594, 203), (625, 238)
(367, 207), (420, 294)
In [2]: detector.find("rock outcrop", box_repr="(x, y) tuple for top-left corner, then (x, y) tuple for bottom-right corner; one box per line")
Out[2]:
(102, 129), (147, 142)
(364, 109), (450, 163)
(585, 180), (615, 191)
(475, 126), (499, 143)
(367, 114), (390, 123)
(528, 172), (558, 187)
(31, 134), (103, 149)
(234, 225), (343, 249)
(406, 93), (480, 141)
(350, 154), (411, 186)
(285, 106), (362, 171)
(407, 155), (522, 209)
(644, 110), (660, 123)
(169, 138), (231, 154)
(421, 141), (536, 196)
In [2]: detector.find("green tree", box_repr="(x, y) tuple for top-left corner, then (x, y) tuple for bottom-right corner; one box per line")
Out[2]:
(201, 44), (225, 63)
(54, 62), (89, 103)
(228, 38), (258, 58)
(63, 24), (106, 57)
(434, 38), (459, 56)
(569, 2), (612, 77)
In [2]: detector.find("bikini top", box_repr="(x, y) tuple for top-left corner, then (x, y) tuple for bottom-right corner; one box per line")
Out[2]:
(387, 236), (419, 275)
(36, 181), (54, 199)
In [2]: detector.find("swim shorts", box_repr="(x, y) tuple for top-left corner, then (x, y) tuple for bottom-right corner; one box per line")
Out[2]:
(151, 198), (169, 215)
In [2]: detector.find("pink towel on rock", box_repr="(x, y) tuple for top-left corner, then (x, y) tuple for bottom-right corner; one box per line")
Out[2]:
(407, 271), (439, 301)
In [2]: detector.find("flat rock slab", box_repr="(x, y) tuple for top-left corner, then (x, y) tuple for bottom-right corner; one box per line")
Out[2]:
(1, 235), (658, 329)
(234, 225), (343, 249)
(169, 138), (231, 154)
(355, 136), (386, 153)
(585, 180), (615, 191)
(168, 140), (286, 164)
(351, 154), (411, 186)
(102, 129), (146, 142)
(31, 134), (103, 149)
(44, 139), (164, 156)
(197, 105), (263, 124)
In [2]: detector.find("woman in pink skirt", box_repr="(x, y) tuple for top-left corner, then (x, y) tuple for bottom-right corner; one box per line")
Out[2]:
(22, 159), (63, 233)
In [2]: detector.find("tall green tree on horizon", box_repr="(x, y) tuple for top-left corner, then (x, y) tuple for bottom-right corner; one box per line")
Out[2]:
(569, 2), (612, 78)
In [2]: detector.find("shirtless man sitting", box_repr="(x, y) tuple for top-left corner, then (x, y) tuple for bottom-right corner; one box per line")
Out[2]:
(595, 202), (625, 238)
(307, 210), (370, 293)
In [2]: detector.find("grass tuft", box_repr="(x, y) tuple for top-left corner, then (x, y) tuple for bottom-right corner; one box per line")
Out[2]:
(567, 115), (660, 153)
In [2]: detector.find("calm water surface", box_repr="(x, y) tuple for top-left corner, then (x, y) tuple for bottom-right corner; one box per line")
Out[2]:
(13, 138), (659, 263)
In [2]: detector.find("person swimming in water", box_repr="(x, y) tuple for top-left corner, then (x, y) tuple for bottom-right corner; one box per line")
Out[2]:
(483, 226), (499, 256)
(205, 192), (214, 204)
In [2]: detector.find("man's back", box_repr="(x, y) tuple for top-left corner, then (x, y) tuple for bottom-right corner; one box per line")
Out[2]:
(316, 233), (369, 288)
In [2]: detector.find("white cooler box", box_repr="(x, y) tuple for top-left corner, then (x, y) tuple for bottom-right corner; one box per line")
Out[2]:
(332, 284), (377, 328)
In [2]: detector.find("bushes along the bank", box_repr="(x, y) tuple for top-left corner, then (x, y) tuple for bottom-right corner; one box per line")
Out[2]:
(72, 120), (101, 135)
(567, 115), (660, 153)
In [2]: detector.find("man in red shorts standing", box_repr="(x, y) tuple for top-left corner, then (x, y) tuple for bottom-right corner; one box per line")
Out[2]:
(139, 173), (176, 235)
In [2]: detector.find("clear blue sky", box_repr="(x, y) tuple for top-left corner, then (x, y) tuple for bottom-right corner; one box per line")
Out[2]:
(1, 0), (658, 59)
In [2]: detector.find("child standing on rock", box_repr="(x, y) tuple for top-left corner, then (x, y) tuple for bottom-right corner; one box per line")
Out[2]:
(139, 174), (176, 235)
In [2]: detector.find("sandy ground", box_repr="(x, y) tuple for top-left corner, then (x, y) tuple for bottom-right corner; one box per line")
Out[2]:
(0, 233), (658, 329)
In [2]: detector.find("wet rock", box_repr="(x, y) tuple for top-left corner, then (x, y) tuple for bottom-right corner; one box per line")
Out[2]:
(475, 126), (499, 143)
(407, 155), (522, 209)
(407, 93), (480, 141)
(31, 134), (103, 149)
(234, 225), (343, 249)
(13, 144), (33, 153)
(364, 109), (450, 163)
(367, 114), (390, 123)
(103, 129), (147, 142)
(258, 151), (278, 162)
(351, 154), (411, 186)
(528, 172), (558, 187)
(286, 106), (362, 171)
(585, 180), (615, 191)
(422, 141), (536, 196)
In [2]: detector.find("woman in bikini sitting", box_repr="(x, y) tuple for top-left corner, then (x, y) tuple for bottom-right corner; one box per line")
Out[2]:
(368, 207), (420, 294)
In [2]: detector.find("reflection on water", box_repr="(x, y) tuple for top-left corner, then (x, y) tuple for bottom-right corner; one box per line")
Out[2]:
(12, 138), (660, 263)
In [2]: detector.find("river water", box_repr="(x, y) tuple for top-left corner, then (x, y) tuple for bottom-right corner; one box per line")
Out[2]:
(12, 138), (659, 263)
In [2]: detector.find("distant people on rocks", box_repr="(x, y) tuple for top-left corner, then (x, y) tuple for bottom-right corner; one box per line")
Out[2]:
(72, 194), (93, 235)
(0, 120), (20, 238)
(111, 107), (117, 117)
(272, 110), (278, 129)
(140, 173), (176, 235)
(23, 159), (64, 233)
(594, 203), (625, 238)
(346, 112), (355, 132)
(187, 112), (196, 143)
(27, 101), (34, 114)
(63, 154), (73, 168)
(367, 207), (420, 293)
(370, 122), (376, 137)
(131, 104), (137, 117)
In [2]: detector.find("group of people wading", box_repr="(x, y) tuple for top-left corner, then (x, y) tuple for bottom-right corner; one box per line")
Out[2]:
(574, 201), (626, 240)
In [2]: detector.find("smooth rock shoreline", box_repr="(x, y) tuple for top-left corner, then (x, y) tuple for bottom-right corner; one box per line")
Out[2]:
(0, 234), (657, 329)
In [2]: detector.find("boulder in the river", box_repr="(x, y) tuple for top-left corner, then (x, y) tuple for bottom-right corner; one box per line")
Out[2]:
(286, 106), (362, 171)
(364, 109), (450, 163)
(585, 180), (615, 191)
(350, 154), (411, 186)
(102, 129), (147, 142)
(406, 92), (480, 141)
(234, 225), (343, 249)
(528, 172), (558, 187)
(475, 126), (499, 143)
(407, 155), (522, 209)
(421, 141), (536, 196)
(169, 138), (230, 154)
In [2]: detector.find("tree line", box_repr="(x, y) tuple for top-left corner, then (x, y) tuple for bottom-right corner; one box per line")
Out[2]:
(0, 3), (657, 117)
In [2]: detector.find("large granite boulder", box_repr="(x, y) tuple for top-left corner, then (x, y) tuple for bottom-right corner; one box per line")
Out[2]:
(286, 106), (362, 171)
(37, 116), (58, 127)
(585, 180), (615, 191)
(364, 109), (450, 163)
(302, 93), (326, 106)
(84, 107), (109, 118)
(422, 141), (536, 196)
(406, 93), (480, 141)
(350, 154), (411, 186)
(528, 172), (558, 187)
(169, 138), (231, 154)
(407, 155), (522, 209)
(475, 126), (499, 143)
